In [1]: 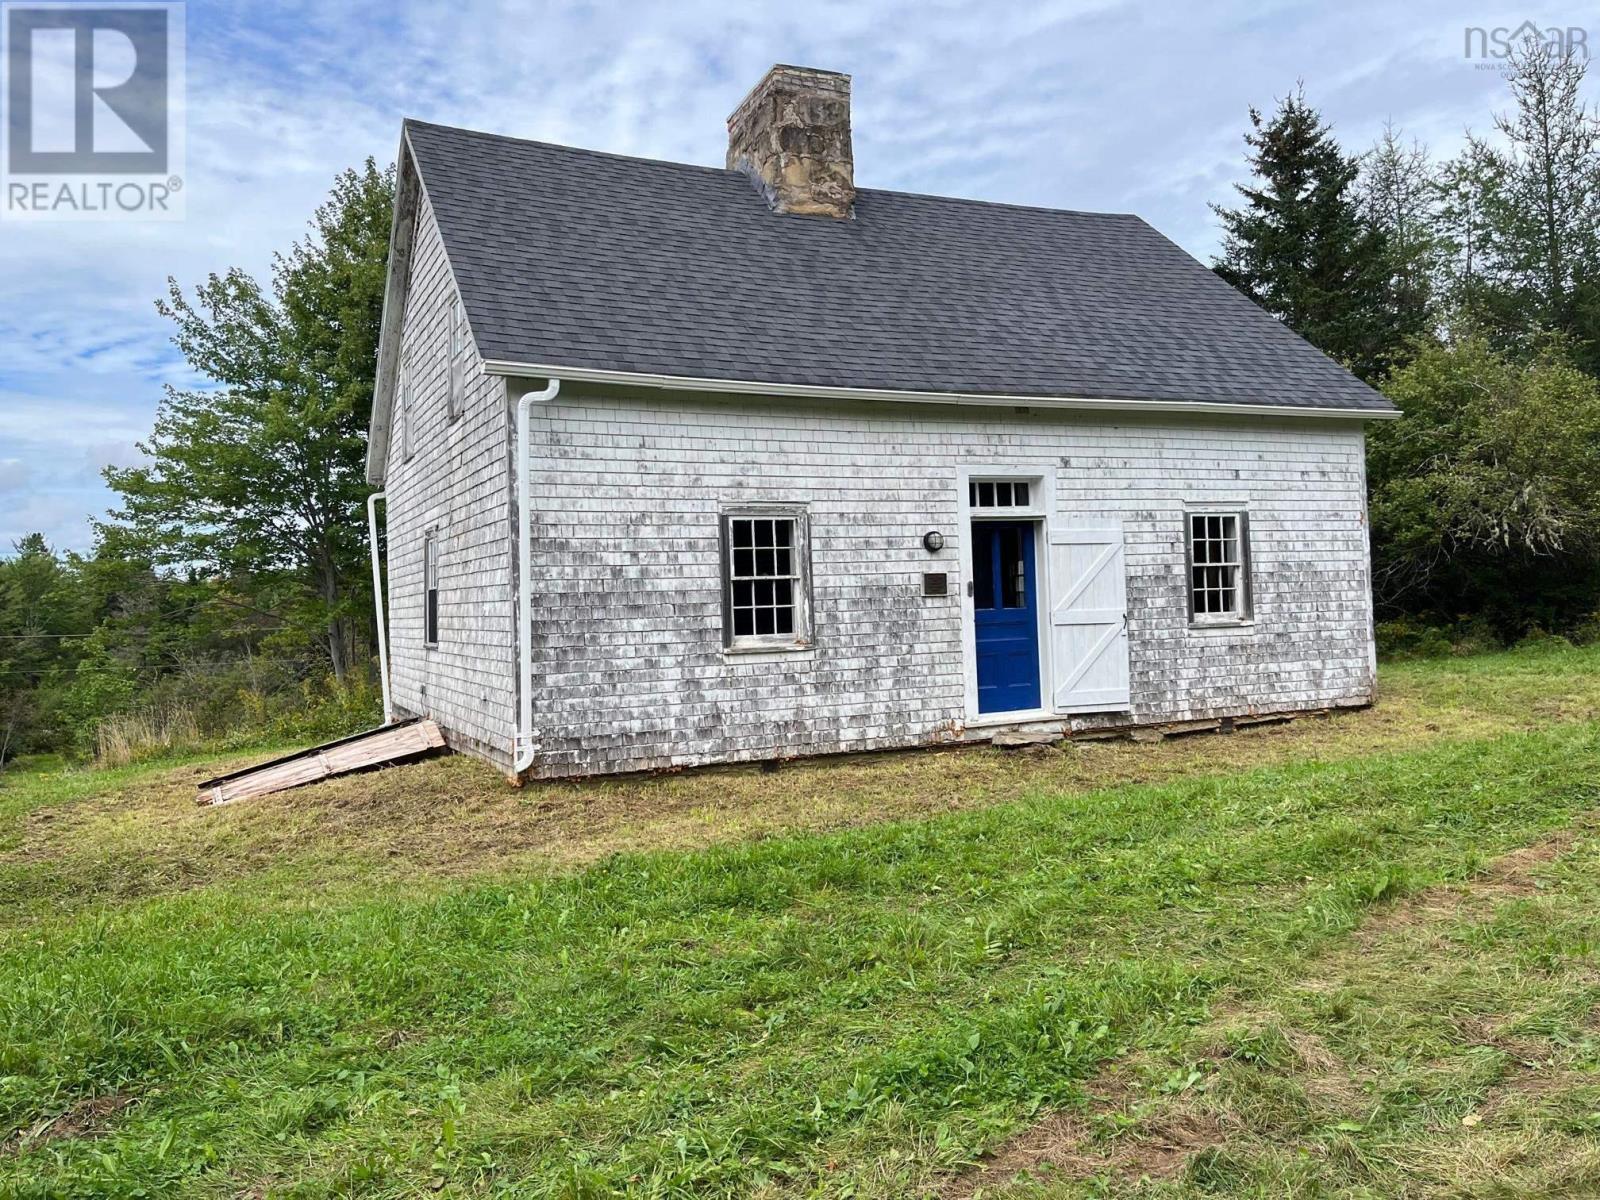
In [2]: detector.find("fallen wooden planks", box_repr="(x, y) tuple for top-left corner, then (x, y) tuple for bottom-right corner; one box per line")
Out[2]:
(196, 719), (447, 806)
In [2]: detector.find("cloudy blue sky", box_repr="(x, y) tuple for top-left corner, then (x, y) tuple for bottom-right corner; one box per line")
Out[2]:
(0, 0), (1589, 551)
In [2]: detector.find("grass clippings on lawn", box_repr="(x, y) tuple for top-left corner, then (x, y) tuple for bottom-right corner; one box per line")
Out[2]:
(949, 813), (1600, 1198)
(0, 1093), (133, 1159)
(0, 645), (1597, 1197)
(4, 643), (1600, 927)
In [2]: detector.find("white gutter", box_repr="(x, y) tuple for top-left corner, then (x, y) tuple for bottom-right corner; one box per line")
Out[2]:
(480, 359), (1401, 421)
(366, 491), (393, 724)
(513, 378), (562, 774)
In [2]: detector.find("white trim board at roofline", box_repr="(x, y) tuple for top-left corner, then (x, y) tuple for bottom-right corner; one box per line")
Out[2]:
(483, 361), (1402, 421)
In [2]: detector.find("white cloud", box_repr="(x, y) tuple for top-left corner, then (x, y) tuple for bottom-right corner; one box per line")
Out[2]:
(1, 384), (154, 448)
(0, 459), (31, 493)
(0, 491), (106, 551)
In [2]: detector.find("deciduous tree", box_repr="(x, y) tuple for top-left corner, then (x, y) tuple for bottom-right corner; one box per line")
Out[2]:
(1368, 336), (1600, 632)
(106, 162), (394, 679)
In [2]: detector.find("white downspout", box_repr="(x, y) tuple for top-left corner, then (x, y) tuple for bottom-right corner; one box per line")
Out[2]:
(367, 491), (394, 724)
(514, 379), (561, 773)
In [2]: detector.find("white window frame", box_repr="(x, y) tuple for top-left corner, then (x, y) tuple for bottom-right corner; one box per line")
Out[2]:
(719, 505), (813, 653)
(447, 296), (466, 421)
(1184, 506), (1252, 626)
(399, 358), (414, 462)
(423, 530), (440, 647)
(966, 477), (1037, 512)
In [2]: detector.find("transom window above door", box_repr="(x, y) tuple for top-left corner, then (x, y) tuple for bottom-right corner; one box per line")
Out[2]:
(969, 479), (1030, 509)
(721, 508), (812, 651)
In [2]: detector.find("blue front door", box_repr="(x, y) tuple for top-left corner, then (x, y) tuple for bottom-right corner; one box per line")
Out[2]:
(973, 520), (1042, 713)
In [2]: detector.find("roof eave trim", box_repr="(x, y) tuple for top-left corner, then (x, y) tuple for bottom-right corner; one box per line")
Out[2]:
(365, 129), (423, 486)
(478, 359), (1401, 420)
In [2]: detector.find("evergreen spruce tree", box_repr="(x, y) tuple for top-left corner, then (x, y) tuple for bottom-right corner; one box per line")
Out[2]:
(1360, 124), (1441, 348)
(1213, 87), (1395, 380)
(1479, 38), (1600, 371)
(1433, 138), (1507, 332)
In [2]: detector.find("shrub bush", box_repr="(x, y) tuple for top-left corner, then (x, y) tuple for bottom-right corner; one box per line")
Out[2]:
(1376, 617), (1506, 660)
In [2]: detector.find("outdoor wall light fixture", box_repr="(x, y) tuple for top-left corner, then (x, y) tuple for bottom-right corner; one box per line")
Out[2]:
(923, 530), (945, 553)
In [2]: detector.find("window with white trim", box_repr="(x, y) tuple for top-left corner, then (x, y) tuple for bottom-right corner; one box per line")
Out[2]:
(969, 479), (1030, 509)
(423, 532), (440, 646)
(447, 296), (466, 421)
(399, 359), (414, 461)
(721, 508), (811, 650)
(1187, 512), (1250, 622)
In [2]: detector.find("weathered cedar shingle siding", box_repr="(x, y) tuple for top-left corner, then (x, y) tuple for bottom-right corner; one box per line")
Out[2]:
(522, 388), (1375, 777)
(383, 190), (515, 766)
(368, 117), (1393, 779)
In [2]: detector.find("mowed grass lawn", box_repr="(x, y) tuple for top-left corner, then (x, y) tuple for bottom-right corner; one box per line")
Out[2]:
(1, 647), (1598, 1198)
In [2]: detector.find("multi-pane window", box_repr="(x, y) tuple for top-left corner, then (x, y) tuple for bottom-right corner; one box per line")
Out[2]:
(721, 510), (811, 649)
(447, 297), (466, 420)
(399, 360), (414, 461)
(969, 479), (1030, 509)
(423, 532), (440, 646)
(1188, 512), (1250, 621)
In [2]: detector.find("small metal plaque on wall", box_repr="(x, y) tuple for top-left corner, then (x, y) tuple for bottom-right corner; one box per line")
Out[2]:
(922, 572), (948, 597)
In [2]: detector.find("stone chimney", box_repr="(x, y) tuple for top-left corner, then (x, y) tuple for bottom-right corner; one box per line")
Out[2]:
(726, 65), (854, 219)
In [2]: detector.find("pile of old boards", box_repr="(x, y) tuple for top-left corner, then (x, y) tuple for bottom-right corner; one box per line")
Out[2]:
(196, 718), (446, 806)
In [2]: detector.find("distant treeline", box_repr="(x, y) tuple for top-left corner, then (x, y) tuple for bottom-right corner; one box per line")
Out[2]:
(3, 39), (1598, 766)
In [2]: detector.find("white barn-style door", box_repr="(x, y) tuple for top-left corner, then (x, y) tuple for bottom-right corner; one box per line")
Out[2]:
(1047, 526), (1131, 711)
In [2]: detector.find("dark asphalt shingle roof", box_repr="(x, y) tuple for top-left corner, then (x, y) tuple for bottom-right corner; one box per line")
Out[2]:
(404, 120), (1393, 413)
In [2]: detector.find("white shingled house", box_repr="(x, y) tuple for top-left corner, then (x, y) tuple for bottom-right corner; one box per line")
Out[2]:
(364, 64), (1398, 781)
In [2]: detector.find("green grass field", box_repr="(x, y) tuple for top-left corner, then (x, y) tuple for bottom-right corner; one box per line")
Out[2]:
(2, 645), (1598, 1197)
